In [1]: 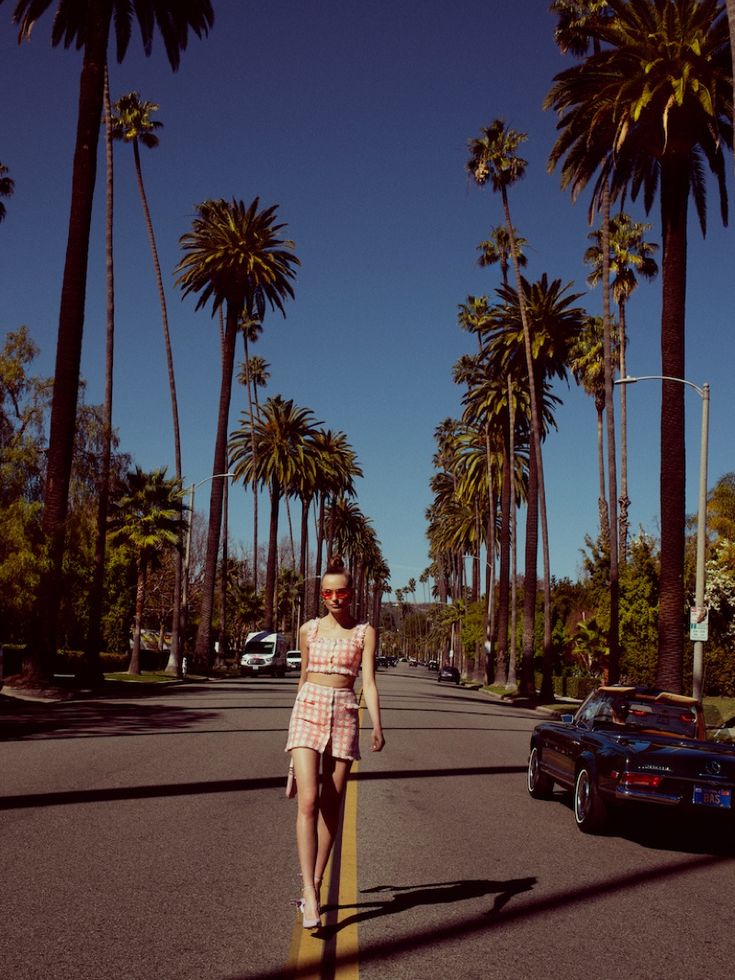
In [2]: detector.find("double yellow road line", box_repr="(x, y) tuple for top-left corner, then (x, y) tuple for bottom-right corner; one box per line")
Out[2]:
(285, 698), (363, 979)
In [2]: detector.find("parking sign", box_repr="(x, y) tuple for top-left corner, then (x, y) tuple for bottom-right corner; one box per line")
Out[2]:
(689, 606), (709, 642)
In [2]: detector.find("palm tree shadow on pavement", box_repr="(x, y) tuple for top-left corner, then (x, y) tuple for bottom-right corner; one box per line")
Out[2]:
(318, 876), (537, 938)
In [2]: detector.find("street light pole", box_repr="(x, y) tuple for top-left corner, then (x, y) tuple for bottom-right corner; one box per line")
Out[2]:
(615, 376), (710, 699)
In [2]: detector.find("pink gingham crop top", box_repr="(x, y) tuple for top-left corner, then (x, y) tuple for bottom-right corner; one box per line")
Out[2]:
(306, 618), (368, 677)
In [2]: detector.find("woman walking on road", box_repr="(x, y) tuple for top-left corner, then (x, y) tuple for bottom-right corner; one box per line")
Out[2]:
(285, 555), (385, 930)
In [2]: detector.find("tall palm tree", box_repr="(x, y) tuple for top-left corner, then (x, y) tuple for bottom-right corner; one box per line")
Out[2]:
(4, 0), (214, 685)
(476, 225), (528, 284)
(309, 429), (362, 617)
(229, 396), (317, 631)
(568, 314), (610, 544)
(0, 161), (14, 222)
(546, 0), (732, 692)
(236, 312), (264, 589)
(111, 90), (185, 673)
(550, 0), (611, 56)
(177, 197), (299, 666)
(727, 0), (735, 129)
(550, 0), (620, 684)
(584, 213), (659, 560)
(467, 119), (557, 701)
(237, 344), (269, 590)
(487, 274), (587, 695)
(84, 67), (115, 683)
(461, 367), (530, 687)
(107, 466), (184, 675)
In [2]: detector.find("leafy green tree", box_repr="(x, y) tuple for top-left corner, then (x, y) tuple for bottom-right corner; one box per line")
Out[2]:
(0, 326), (49, 506)
(0, 161), (14, 222)
(619, 532), (660, 684)
(4, 0), (213, 685)
(177, 197), (299, 665)
(107, 467), (184, 675)
(0, 326), (49, 644)
(546, 0), (732, 692)
(707, 472), (735, 543)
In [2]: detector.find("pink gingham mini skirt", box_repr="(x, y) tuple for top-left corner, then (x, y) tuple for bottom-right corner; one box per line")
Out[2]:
(285, 681), (361, 760)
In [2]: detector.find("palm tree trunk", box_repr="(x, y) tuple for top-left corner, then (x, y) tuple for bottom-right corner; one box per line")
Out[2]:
(129, 140), (184, 677)
(285, 496), (296, 568)
(84, 65), (114, 685)
(31, 6), (111, 684)
(299, 495), (310, 617)
(241, 330), (260, 592)
(521, 433), (539, 698)
(501, 187), (552, 702)
(602, 186), (620, 684)
(263, 480), (281, 631)
(507, 376), (518, 691)
(495, 429), (511, 687)
(312, 495), (326, 618)
(656, 155), (689, 694)
(482, 423), (496, 685)
(128, 564), (147, 675)
(216, 474), (229, 669)
(595, 397), (608, 545)
(194, 307), (238, 668)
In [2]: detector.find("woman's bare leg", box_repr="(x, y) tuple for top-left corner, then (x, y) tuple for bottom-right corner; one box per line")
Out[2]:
(291, 748), (321, 919)
(314, 755), (353, 888)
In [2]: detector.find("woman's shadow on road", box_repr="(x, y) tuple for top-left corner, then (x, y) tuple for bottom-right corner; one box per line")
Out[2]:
(319, 875), (537, 938)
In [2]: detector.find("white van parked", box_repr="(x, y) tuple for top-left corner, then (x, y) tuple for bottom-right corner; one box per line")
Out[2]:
(239, 631), (287, 678)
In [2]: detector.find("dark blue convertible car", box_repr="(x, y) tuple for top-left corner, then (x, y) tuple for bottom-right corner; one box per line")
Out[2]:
(527, 685), (735, 833)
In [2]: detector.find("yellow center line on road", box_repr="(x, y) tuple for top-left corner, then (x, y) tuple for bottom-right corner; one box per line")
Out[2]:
(284, 694), (364, 979)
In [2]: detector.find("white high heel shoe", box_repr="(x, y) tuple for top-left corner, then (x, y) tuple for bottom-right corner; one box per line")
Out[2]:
(299, 893), (321, 930)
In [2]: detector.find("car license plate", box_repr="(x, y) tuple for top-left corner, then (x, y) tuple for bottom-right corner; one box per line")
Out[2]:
(693, 786), (732, 808)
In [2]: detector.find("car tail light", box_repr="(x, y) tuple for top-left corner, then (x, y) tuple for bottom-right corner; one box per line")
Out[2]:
(619, 771), (663, 789)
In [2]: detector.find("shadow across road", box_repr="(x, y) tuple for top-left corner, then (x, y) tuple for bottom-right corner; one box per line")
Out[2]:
(238, 853), (734, 980)
(319, 875), (538, 937)
(0, 694), (221, 741)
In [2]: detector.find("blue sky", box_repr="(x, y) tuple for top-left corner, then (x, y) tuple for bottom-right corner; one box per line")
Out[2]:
(1, 0), (733, 597)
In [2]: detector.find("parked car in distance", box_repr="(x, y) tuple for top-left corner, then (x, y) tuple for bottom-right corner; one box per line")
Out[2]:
(239, 631), (287, 677)
(527, 685), (735, 834)
(437, 664), (460, 684)
(427, 659), (439, 671)
(286, 650), (302, 672)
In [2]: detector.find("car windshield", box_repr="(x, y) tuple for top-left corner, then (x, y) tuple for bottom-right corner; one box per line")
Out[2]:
(245, 642), (274, 656)
(614, 698), (699, 738)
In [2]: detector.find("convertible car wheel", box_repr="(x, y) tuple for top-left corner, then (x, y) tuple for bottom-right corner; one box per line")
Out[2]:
(527, 745), (554, 799)
(574, 766), (607, 833)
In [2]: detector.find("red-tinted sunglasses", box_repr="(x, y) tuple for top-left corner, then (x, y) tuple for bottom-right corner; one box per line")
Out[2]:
(321, 588), (351, 600)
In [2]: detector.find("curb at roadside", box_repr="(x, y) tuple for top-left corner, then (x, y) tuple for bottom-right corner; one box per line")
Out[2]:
(468, 683), (582, 716)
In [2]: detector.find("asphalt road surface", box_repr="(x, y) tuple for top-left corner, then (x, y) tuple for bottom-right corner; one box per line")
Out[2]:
(2, 665), (733, 980)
